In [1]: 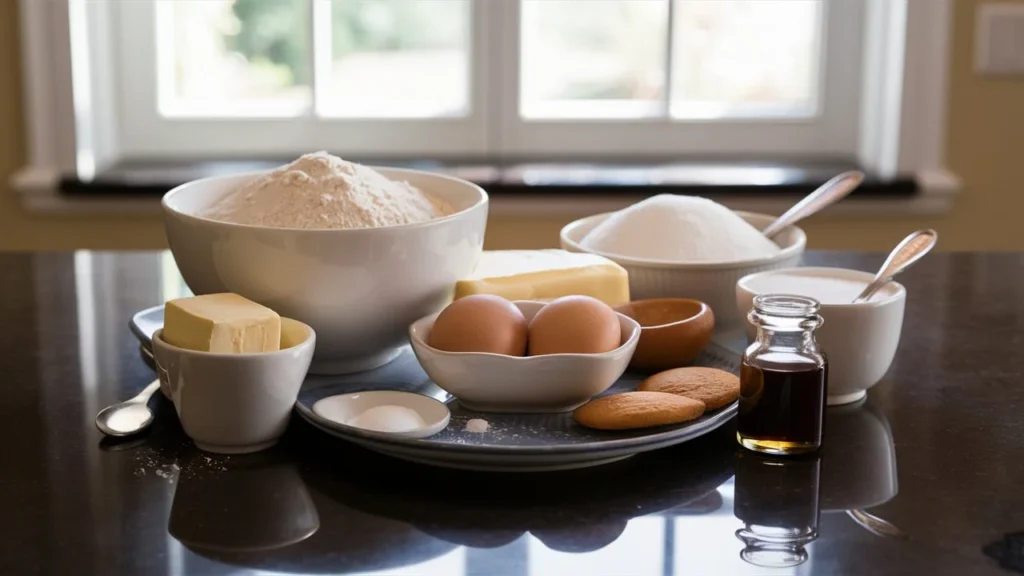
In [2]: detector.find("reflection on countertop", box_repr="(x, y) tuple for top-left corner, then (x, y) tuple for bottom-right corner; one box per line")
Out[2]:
(731, 398), (902, 570)
(168, 451), (319, 553)
(179, 420), (739, 574)
(734, 450), (821, 568)
(164, 400), (904, 576)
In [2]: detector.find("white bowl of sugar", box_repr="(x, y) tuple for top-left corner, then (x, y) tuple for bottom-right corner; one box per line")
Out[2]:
(560, 196), (805, 329)
(162, 156), (488, 375)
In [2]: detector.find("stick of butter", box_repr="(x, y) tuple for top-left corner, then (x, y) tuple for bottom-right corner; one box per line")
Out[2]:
(163, 293), (281, 353)
(454, 250), (630, 307)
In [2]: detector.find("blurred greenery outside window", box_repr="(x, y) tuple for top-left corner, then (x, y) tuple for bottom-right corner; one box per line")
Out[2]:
(164, 0), (819, 120)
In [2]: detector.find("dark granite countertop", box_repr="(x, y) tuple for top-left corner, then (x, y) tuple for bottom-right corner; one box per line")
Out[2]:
(1, 251), (1022, 576)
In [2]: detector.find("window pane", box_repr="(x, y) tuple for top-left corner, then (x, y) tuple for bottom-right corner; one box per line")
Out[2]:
(321, 0), (470, 118)
(520, 0), (669, 119)
(157, 0), (311, 118)
(670, 0), (821, 119)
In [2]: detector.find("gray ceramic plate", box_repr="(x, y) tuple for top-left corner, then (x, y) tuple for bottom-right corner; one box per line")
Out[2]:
(131, 305), (740, 472)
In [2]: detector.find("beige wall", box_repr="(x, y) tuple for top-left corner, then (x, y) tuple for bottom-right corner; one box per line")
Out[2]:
(1, 0), (1022, 252)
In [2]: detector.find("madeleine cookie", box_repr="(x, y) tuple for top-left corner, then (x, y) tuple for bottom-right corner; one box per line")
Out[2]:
(573, 392), (705, 430)
(638, 367), (740, 410)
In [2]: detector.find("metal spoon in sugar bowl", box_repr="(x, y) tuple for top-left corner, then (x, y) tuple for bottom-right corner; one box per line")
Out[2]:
(95, 380), (161, 437)
(853, 229), (938, 304)
(760, 171), (865, 239)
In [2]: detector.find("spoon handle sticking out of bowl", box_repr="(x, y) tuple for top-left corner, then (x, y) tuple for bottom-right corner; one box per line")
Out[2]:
(853, 229), (938, 304)
(761, 171), (865, 239)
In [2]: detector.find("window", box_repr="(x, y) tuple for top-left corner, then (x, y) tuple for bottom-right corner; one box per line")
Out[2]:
(112, 0), (484, 158)
(93, 0), (862, 162)
(155, 0), (471, 119)
(17, 0), (957, 193)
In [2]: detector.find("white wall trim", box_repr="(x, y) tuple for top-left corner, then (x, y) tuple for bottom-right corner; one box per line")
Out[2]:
(857, 0), (907, 178)
(858, 0), (954, 177)
(898, 0), (955, 175)
(17, 0), (77, 174)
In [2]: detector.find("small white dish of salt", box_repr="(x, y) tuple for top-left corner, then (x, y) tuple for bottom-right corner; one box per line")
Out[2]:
(312, 391), (450, 439)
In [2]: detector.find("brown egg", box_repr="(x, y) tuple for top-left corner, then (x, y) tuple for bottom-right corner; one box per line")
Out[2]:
(428, 294), (528, 355)
(528, 295), (621, 356)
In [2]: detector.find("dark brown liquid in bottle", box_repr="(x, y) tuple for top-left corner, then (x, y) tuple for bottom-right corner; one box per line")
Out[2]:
(738, 352), (827, 455)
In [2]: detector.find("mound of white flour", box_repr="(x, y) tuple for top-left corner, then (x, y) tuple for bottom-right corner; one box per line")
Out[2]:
(581, 194), (780, 262)
(204, 152), (455, 229)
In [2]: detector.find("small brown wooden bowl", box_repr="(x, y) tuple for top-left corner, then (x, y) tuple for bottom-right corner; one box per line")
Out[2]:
(613, 298), (715, 373)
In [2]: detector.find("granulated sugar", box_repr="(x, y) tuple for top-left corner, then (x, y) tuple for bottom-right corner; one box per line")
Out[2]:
(132, 444), (228, 484)
(580, 194), (781, 263)
(465, 418), (489, 433)
(204, 152), (456, 230)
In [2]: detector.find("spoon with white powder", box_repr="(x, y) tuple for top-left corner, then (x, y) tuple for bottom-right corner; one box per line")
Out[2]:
(760, 171), (865, 238)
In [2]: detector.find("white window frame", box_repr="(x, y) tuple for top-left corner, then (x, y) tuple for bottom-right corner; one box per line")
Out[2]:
(495, 0), (864, 157)
(114, 0), (491, 159)
(14, 0), (959, 213)
(110, 0), (862, 159)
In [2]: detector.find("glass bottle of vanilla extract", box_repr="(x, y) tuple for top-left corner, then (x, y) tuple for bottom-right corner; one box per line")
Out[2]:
(738, 294), (828, 455)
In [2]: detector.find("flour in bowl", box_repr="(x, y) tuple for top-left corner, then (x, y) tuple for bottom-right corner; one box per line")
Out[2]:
(580, 194), (781, 263)
(204, 152), (456, 229)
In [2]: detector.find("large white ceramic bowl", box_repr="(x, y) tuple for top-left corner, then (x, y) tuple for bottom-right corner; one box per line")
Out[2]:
(736, 267), (906, 405)
(162, 167), (488, 375)
(560, 211), (805, 329)
(408, 301), (641, 413)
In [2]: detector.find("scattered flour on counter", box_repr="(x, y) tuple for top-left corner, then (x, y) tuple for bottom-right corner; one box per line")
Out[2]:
(580, 194), (781, 263)
(465, 418), (490, 433)
(132, 445), (229, 484)
(203, 152), (455, 230)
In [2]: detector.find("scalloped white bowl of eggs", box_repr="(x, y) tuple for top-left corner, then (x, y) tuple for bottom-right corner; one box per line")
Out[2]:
(409, 298), (640, 413)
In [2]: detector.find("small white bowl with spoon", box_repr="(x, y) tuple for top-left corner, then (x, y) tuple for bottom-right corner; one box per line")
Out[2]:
(737, 230), (937, 405)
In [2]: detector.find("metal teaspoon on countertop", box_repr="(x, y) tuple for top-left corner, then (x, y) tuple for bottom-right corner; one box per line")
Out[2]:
(853, 229), (938, 303)
(760, 171), (866, 239)
(95, 380), (161, 437)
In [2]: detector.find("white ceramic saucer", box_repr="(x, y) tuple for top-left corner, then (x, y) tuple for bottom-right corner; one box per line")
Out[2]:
(312, 391), (451, 439)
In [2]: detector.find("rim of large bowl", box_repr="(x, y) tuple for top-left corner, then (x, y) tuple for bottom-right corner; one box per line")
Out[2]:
(161, 166), (489, 233)
(559, 211), (806, 270)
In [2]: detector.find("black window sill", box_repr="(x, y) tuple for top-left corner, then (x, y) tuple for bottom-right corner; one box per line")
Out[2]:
(59, 157), (917, 198)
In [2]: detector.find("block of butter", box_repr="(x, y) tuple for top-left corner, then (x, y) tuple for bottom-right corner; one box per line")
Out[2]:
(454, 250), (630, 306)
(163, 293), (281, 353)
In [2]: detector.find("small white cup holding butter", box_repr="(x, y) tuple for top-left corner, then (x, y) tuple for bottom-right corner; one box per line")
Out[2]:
(152, 294), (315, 454)
(736, 267), (906, 405)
